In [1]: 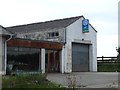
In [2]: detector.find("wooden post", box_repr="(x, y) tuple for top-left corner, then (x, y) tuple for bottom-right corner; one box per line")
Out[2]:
(102, 56), (104, 63)
(58, 50), (60, 72)
(54, 51), (56, 69)
(39, 49), (41, 72)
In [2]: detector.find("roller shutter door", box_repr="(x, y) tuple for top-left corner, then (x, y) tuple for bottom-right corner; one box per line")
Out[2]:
(72, 43), (89, 71)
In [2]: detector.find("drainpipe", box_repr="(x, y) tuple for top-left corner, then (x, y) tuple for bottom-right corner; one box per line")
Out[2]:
(64, 28), (67, 44)
(4, 34), (13, 75)
(62, 28), (67, 73)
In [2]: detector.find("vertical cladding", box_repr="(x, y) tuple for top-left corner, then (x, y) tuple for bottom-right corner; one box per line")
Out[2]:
(72, 43), (89, 71)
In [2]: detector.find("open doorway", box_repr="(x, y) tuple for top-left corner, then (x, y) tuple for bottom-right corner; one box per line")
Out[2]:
(45, 50), (60, 73)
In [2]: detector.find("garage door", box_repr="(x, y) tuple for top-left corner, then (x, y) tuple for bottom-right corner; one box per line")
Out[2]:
(72, 43), (89, 71)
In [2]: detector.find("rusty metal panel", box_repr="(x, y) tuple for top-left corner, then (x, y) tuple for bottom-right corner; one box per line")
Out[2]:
(54, 51), (56, 67)
(7, 39), (63, 50)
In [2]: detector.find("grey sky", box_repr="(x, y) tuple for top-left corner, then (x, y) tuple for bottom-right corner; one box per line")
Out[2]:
(0, 0), (119, 56)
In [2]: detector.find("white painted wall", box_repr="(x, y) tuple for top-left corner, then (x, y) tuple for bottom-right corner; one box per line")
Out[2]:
(0, 27), (2, 74)
(16, 28), (65, 42)
(41, 49), (45, 73)
(64, 17), (97, 73)
(0, 36), (2, 90)
(0, 36), (6, 75)
(0, 36), (3, 75)
(0, 26), (6, 75)
(61, 46), (65, 73)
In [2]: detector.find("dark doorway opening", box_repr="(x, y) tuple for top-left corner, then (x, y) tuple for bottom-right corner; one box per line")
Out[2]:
(45, 50), (60, 73)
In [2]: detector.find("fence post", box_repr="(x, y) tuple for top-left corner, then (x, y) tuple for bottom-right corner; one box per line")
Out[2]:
(102, 56), (104, 63)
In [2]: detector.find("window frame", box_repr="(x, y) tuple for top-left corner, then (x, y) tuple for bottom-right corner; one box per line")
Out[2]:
(47, 32), (59, 38)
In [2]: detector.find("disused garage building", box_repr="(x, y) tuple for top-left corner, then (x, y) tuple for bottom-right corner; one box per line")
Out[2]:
(2, 16), (97, 74)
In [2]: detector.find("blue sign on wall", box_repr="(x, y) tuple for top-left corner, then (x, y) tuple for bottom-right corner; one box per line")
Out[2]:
(82, 19), (89, 33)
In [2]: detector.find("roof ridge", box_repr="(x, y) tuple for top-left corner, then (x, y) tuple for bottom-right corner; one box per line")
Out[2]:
(6, 15), (85, 33)
(6, 15), (83, 28)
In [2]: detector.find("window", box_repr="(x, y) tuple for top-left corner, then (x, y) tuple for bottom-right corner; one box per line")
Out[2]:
(54, 32), (59, 37)
(7, 47), (40, 72)
(48, 32), (59, 38)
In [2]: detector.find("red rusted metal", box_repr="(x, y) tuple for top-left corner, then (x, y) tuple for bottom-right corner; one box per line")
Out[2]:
(7, 39), (63, 50)
(54, 51), (56, 68)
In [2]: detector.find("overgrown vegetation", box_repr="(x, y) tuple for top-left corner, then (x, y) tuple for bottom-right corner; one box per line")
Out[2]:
(97, 47), (120, 72)
(67, 75), (77, 88)
(66, 74), (86, 89)
(97, 63), (118, 72)
(2, 73), (63, 89)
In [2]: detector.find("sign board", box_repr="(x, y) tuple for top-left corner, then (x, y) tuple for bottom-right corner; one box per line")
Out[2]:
(82, 19), (89, 33)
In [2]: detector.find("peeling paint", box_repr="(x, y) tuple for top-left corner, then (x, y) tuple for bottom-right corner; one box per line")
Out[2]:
(15, 28), (65, 43)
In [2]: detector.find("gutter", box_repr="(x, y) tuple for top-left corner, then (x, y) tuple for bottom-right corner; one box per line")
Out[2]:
(6, 34), (13, 42)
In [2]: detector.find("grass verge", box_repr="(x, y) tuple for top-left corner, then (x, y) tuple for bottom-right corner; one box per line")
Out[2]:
(2, 73), (64, 89)
(97, 63), (118, 72)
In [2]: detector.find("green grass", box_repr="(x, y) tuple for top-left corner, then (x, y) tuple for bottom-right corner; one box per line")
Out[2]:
(2, 73), (63, 89)
(97, 63), (118, 72)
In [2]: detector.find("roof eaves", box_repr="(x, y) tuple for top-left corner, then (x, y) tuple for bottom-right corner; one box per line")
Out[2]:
(0, 25), (14, 35)
(89, 23), (97, 32)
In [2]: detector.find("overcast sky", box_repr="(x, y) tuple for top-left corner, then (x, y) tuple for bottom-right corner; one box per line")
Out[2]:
(0, 0), (119, 56)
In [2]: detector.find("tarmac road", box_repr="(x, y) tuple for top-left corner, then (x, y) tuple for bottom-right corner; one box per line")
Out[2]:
(47, 72), (118, 88)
